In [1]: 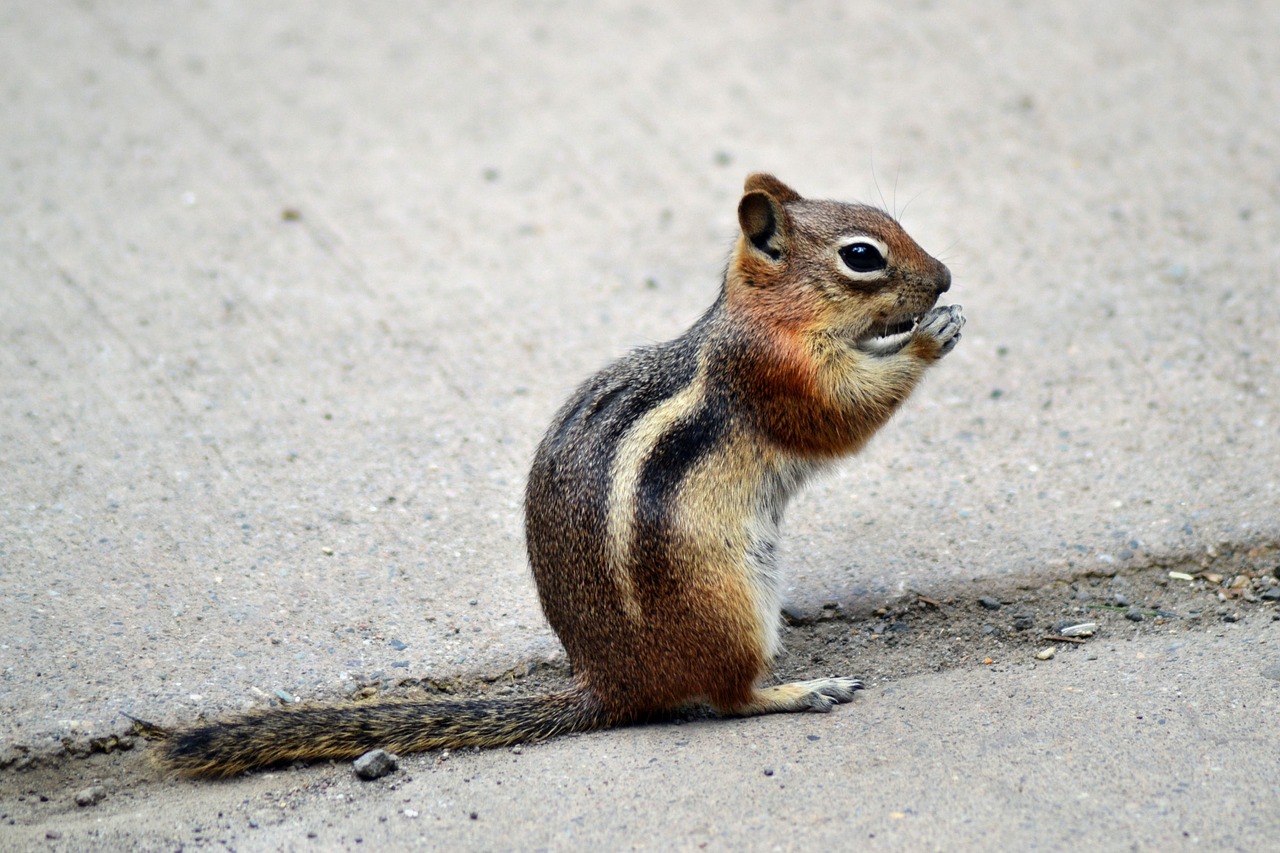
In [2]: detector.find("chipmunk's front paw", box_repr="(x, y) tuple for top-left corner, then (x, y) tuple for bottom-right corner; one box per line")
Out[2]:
(917, 304), (965, 357)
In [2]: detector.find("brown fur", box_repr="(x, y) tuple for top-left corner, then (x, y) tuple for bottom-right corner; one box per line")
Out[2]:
(154, 174), (963, 778)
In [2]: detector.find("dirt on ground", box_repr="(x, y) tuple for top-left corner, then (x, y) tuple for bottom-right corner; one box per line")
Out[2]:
(3, 545), (1277, 843)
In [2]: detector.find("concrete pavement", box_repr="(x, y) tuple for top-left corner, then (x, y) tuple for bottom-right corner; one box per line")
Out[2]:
(2, 0), (1278, 848)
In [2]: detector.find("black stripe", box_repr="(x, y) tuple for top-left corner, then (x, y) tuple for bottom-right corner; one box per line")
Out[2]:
(633, 397), (725, 565)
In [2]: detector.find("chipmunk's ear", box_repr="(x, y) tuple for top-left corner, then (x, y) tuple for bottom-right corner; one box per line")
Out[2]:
(738, 174), (800, 262)
(743, 173), (802, 203)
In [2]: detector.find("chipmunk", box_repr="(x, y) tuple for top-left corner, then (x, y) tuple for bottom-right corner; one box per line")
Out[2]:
(156, 173), (964, 777)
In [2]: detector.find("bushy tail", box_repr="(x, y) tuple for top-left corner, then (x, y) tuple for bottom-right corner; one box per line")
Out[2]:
(155, 685), (609, 778)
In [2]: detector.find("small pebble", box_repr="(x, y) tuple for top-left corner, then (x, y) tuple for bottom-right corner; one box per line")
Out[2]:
(1012, 614), (1035, 631)
(1260, 587), (1280, 602)
(1222, 613), (1241, 623)
(354, 749), (399, 780)
(1168, 571), (1195, 581)
(1125, 610), (1144, 622)
(74, 786), (106, 807)
(1035, 648), (1056, 661)
(978, 596), (1002, 611)
(46, 830), (62, 840)
(763, 767), (775, 777)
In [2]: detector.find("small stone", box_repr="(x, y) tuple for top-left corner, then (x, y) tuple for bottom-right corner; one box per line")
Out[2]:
(1125, 610), (1144, 622)
(1168, 571), (1195, 581)
(1012, 614), (1035, 631)
(1222, 613), (1241, 623)
(354, 749), (399, 780)
(1035, 648), (1056, 661)
(978, 596), (1002, 611)
(388, 638), (408, 651)
(1113, 593), (1131, 607)
(763, 767), (775, 777)
(1260, 587), (1280, 602)
(75, 786), (106, 807)
(45, 830), (62, 840)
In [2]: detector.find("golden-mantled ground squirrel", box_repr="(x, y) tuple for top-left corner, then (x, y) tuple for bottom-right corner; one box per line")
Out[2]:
(157, 173), (964, 777)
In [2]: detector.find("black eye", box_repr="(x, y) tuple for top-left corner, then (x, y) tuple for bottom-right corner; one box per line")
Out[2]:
(839, 242), (887, 273)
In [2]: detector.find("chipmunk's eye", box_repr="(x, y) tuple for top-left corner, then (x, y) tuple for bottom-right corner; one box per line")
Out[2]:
(839, 241), (887, 273)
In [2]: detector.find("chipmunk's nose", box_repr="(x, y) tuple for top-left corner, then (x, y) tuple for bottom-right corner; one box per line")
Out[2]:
(935, 266), (952, 295)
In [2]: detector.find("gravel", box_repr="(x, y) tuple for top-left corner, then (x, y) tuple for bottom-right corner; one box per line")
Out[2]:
(353, 749), (399, 780)
(74, 786), (106, 807)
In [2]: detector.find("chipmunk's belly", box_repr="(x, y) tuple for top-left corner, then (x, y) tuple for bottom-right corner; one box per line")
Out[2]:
(674, 435), (815, 662)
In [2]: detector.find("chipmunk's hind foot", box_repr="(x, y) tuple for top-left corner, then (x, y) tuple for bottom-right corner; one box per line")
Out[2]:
(722, 677), (864, 717)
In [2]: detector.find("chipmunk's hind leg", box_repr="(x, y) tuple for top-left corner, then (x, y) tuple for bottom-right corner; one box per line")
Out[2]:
(719, 677), (864, 716)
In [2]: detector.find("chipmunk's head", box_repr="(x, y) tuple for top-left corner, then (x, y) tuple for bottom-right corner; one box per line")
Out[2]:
(728, 173), (951, 355)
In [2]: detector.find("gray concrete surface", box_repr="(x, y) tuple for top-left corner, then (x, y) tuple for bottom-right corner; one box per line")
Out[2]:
(2, 0), (1279, 849)
(8, 620), (1280, 850)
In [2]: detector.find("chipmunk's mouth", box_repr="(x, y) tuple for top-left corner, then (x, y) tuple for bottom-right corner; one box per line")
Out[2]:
(855, 313), (921, 356)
